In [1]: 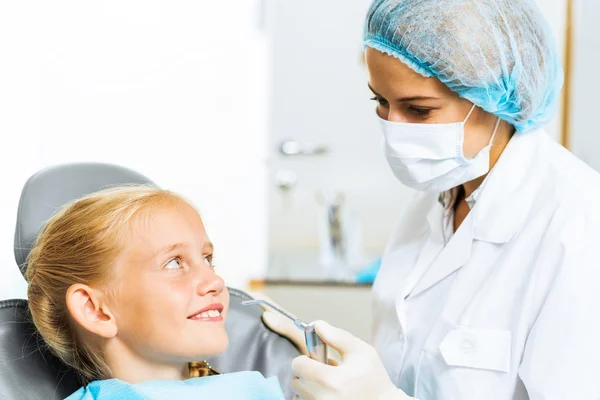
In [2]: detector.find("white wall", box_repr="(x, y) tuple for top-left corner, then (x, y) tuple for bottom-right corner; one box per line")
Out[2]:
(536, 0), (568, 142)
(0, 1), (268, 299)
(570, 0), (600, 169)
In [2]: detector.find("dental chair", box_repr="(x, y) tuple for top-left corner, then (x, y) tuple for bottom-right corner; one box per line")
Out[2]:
(0, 162), (299, 400)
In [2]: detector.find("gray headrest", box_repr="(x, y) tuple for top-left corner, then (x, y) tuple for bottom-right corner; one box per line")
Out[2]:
(14, 163), (154, 275)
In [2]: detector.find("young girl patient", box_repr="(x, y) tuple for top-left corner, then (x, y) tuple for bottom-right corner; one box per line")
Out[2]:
(25, 185), (285, 400)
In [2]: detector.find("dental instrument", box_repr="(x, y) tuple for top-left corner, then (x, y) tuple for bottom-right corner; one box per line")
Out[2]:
(241, 299), (328, 364)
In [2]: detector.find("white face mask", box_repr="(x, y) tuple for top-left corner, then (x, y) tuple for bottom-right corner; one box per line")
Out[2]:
(380, 105), (501, 192)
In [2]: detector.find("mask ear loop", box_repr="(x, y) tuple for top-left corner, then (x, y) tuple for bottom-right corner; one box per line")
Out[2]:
(457, 104), (480, 161)
(464, 103), (501, 148)
(488, 118), (501, 147)
(463, 104), (477, 123)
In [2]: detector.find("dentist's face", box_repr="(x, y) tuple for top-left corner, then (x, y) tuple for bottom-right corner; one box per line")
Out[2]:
(365, 47), (499, 158)
(110, 199), (229, 365)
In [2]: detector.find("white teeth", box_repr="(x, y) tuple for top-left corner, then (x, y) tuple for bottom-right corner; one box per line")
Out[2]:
(193, 310), (221, 319)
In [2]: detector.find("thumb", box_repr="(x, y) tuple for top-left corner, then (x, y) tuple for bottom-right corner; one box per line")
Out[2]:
(312, 320), (362, 358)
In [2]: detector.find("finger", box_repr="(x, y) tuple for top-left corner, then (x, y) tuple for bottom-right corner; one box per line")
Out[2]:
(291, 376), (319, 400)
(327, 356), (340, 367)
(292, 355), (337, 388)
(291, 376), (305, 400)
(263, 311), (309, 355)
(262, 309), (297, 333)
(313, 320), (364, 357)
(325, 346), (342, 366)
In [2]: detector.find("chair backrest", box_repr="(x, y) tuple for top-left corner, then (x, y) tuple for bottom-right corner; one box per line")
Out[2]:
(2, 162), (298, 399)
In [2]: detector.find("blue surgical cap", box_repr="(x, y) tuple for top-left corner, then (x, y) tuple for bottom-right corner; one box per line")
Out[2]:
(363, 0), (564, 132)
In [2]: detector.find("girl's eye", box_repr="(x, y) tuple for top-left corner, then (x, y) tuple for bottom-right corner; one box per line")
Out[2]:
(204, 255), (214, 268)
(165, 258), (182, 270)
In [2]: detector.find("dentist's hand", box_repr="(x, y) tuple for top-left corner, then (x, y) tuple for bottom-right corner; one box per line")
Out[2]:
(251, 292), (309, 356)
(291, 321), (413, 400)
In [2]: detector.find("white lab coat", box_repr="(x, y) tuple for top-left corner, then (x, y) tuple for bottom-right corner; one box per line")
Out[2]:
(373, 129), (600, 400)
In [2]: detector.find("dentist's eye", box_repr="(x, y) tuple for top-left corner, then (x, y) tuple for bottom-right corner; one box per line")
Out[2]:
(165, 258), (182, 270)
(370, 96), (388, 107)
(204, 255), (214, 268)
(408, 106), (432, 119)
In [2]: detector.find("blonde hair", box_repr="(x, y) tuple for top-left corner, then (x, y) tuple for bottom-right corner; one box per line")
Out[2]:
(25, 185), (212, 383)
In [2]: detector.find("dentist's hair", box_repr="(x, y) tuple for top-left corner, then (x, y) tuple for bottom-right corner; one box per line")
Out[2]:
(25, 185), (209, 384)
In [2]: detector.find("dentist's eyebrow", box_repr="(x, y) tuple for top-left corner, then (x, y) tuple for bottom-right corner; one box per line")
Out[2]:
(368, 83), (382, 96)
(368, 84), (438, 102)
(396, 96), (438, 102)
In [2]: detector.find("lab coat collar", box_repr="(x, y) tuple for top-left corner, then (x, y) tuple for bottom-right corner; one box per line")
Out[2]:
(415, 206), (475, 297)
(471, 129), (542, 243)
(412, 130), (543, 297)
(426, 129), (542, 244)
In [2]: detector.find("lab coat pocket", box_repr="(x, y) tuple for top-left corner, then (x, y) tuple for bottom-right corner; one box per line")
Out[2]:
(439, 327), (512, 372)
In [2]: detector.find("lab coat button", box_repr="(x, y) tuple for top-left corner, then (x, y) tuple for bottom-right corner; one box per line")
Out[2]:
(460, 337), (476, 353)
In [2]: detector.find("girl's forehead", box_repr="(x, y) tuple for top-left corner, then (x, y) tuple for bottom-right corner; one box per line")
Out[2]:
(125, 202), (207, 256)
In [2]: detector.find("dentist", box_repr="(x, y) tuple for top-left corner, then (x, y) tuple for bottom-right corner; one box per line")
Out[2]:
(264, 0), (600, 399)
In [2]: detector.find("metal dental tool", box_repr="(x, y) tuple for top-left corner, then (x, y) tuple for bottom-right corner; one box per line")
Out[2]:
(241, 299), (328, 364)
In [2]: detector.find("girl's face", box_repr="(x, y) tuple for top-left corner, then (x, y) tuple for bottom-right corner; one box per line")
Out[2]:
(110, 199), (229, 368)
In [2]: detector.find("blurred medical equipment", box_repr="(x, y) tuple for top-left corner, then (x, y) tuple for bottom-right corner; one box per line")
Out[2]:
(316, 191), (366, 281)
